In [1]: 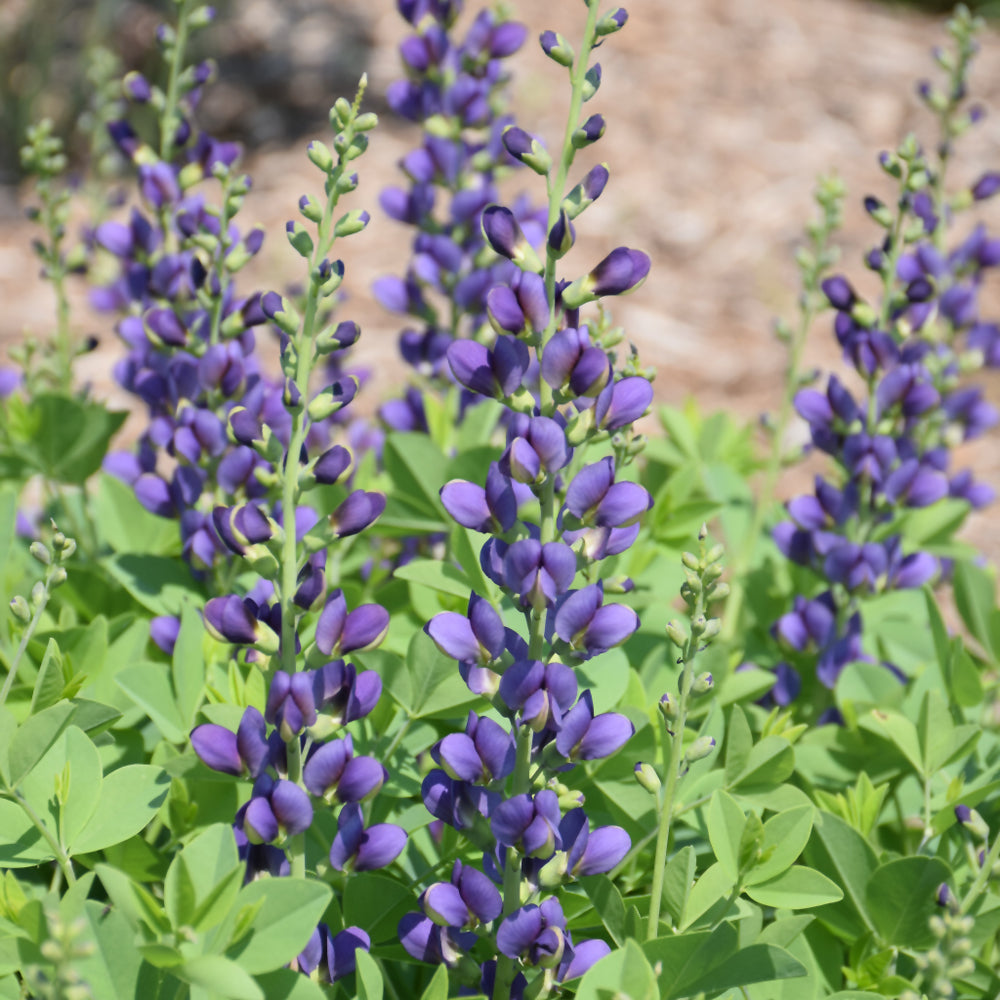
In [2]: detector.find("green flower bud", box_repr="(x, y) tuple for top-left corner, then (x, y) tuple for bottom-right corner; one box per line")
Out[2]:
(692, 672), (714, 695)
(286, 220), (314, 258)
(29, 541), (50, 566)
(634, 762), (661, 795)
(659, 693), (678, 720)
(685, 735), (716, 764)
(177, 161), (203, 190)
(10, 595), (30, 623)
(665, 621), (687, 649)
(330, 97), (352, 128)
(307, 140), (333, 173)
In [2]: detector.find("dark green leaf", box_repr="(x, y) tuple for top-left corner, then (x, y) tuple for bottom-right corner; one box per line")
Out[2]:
(102, 553), (204, 616)
(581, 875), (627, 946)
(866, 856), (951, 948)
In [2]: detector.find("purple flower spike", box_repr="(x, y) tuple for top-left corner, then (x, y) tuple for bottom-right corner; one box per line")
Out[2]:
(302, 736), (353, 798)
(212, 504), (272, 556)
(329, 803), (406, 872)
(330, 490), (386, 537)
(314, 445), (352, 485)
(427, 594), (503, 665)
(503, 539), (577, 609)
(555, 586), (639, 658)
(399, 914), (476, 967)
(191, 724), (242, 775)
(492, 790), (563, 858)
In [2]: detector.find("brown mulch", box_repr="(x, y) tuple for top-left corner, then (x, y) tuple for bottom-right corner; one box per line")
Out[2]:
(1, 0), (999, 557)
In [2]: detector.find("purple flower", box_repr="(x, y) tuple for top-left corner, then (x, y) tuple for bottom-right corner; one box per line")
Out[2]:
(492, 790), (563, 858)
(554, 585), (638, 658)
(497, 897), (567, 967)
(314, 590), (390, 657)
(328, 803), (406, 872)
(555, 690), (634, 761)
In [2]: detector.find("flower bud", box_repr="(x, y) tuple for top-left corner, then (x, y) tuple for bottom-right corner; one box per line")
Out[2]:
(634, 762), (661, 795)
(540, 30), (574, 67)
(692, 672), (714, 695)
(664, 621), (687, 649)
(596, 8), (628, 35)
(299, 194), (322, 223)
(307, 140), (333, 173)
(10, 595), (30, 623)
(30, 541), (50, 566)
(49, 567), (67, 588)
(685, 735), (716, 764)
(286, 220), (314, 258)
(658, 693), (677, 720)
(954, 804), (989, 840)
(31, 581), (46, 607)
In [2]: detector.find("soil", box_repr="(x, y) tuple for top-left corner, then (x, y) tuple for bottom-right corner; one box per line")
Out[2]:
(1, 0), (998, 557)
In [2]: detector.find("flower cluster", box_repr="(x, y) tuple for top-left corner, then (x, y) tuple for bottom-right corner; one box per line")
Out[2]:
(187, 79), (407, 984)
(394, 4), (653, 995)
(92, 2), (349, 591)
(374, 0), (546, 437)
(770, 9), (999, 707)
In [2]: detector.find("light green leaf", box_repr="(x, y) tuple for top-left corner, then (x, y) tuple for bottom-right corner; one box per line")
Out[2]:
(74, 899), (147, 1000)
(680, 862), (734, 931)
(393, 559), (474, 599)
(93, 473), (181, 556)
(806, 811), (877, 937)
(730, 735), (795, 791)
(164, 824), (240, 929)
(254, 970), (328, 1000)
(576, 939), (659, 1000)
(0, 799), (52, 866)
(178, 954), (263, 1000)
(745, 806), (815, 886)
(659, 845), (696, 928)
(745, 865), (843, 909)
(71, 765), (170, 854)
(355, 949), (384, 1000)
(116, 661), (187, 743)
(172, 602), (205, 727)
(418, 965), (449, 1000)
(29, 639), (66, 714)
(102, 553), (203, 616)
(7, 701), (75, 788)
(227, 878), (331, 975)
(581, 875), (627, 946)
(707, 790), (746, 882)
(866, 856), (952, 948)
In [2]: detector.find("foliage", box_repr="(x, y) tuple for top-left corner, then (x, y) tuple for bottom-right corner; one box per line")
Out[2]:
(0, 2), (999, 999)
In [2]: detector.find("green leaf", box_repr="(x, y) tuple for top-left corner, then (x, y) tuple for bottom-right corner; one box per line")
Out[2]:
(745, 865), (843, 909)
(806, 811), (877, 936)
(227, 878), (331, 975)
(581, 875), (627, 946)
(254, 970), (328, 1000)
(95, 864), (171, 935)
(20, 726), (102, 852)
(178, 954), (264, 1000)
(342, 873), (414, 944)
(93, 474), (181, 556)
(102, 553), (203, 616)
(865, 709), (923, 777)
(393, 559), (474, 599)
(644, 925), (735, 998)
(707, 790), (746, 882)
(164, 824), (240, 929)
(355, 949), (384, 1000)
(74, 899), (148, 1000)
(0, 800), (52, 866)
(745, 806), (815, 886)
(29, 639), (66, 714)
(866, 856), (952, 948)
(418, 965), (450, 1000)
(953, 560), (1000, 664)
(383, 433), (448, 519)
(7, 701), (75, 787)
(679, 943), (806, 996)
(576, 939), (659, 1000)
(680, 862), (734, 931)
(659, 845), (696, 928)
(71, 765), (170, 854)
(724, 704), (753, 785)
(401, 630), (476, 718)
(172, 603), (205, 727)
(116, 661), (187, 743)
(730, 735), (795, 791)
(15, 394), (127, 484)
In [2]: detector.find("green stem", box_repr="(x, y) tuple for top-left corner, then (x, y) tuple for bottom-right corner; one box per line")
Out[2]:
(0, 582), (52, 710)
(2, 784), (76, 887)
(539, 0), (601, 362)
(492, 725), (534, 1000)
(159, 0), (192, 163)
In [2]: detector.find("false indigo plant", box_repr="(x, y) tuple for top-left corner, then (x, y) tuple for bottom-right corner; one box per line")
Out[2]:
(376, 0), (545, 439)
(189, 81), (408, 983)
(398, 4), (656, 996)
(768, 7), (1000, 715)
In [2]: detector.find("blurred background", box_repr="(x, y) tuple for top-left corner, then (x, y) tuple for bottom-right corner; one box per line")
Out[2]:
(2, 0), (999, 530)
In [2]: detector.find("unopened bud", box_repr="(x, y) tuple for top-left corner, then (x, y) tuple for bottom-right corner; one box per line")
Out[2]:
(954, 804), (989, 840)
(658, 693), (677, 720)
(664, 621), (687, 649)
(634, 762), (661, 795)
(10, 595), (30, 623)
(685, 735), (716, 764)
(30, 581), (46, 607)
(681, 551), (700, 571)
(49, 567), (67, 588)
(692, 672), (714, 695)
(29, 541), (50, 566)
